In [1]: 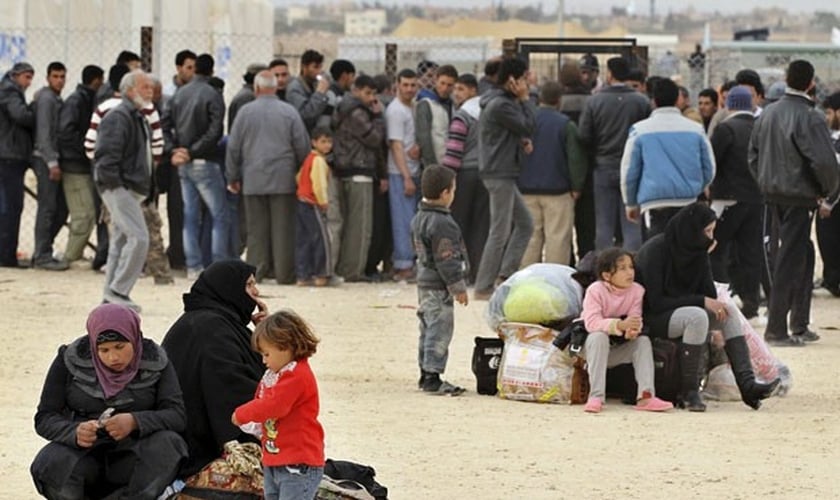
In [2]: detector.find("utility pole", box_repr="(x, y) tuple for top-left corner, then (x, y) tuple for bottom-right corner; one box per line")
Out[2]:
(557, 0), (565, 37)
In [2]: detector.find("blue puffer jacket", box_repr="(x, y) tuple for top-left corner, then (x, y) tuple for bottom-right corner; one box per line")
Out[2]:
(620, 107), (715, 212)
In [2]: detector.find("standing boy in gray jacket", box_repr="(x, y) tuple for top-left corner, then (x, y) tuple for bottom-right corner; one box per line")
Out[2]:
(473, 57), (536, 300)
(411, 165), (468, 395)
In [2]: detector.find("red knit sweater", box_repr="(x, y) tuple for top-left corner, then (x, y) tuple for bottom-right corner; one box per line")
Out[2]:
(234, 358), (325, 467)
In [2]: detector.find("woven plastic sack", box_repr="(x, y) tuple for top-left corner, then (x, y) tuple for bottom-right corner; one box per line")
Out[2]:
(702, 364), (741, 401)
(714, 284), (792, 395)
(485, 264), (584, 331)
(496, 322), (575, 404)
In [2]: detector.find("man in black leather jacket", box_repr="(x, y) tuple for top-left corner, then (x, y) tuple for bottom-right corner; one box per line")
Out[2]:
(169, 53), (228, 279)
(748, 60), (840, 346)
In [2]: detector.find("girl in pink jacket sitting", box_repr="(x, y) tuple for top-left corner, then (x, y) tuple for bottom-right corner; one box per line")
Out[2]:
(581, 248), (673, 413)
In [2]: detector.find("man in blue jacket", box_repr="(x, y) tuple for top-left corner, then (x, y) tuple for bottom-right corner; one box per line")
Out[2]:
(620, 78), (715, 239)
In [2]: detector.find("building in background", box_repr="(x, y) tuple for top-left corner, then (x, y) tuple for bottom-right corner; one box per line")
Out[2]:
(344, 9), (387, 36)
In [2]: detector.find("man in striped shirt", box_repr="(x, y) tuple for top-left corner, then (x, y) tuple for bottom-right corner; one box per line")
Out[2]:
(86, 65), (171, 285)
(441, 74), (487, 285)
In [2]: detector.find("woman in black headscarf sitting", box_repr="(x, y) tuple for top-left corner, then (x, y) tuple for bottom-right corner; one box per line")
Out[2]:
(635, 202), (779, 412)
(162, 260), (268, 477)
(31, 304), (187, 499)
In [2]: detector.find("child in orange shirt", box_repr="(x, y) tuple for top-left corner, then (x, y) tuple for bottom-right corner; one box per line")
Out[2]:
(295, 128), (333, 286)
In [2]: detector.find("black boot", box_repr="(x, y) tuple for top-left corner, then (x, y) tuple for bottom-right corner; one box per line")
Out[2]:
(724, 336), (780, 410)
(679, 343), (707, 412)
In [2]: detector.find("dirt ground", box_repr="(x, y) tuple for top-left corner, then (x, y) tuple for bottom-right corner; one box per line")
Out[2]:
(0, 265), (839, 499)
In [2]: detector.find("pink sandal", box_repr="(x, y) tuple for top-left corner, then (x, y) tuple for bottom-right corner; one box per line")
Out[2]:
(634, 396), (674, 412)
(584, 397), (603, 413)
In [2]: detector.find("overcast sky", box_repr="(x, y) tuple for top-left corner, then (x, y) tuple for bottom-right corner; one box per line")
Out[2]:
(278, 1), (839, 15)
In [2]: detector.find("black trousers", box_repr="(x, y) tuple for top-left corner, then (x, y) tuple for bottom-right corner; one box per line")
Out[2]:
(765, 204), (814, 338)
(365, 181), (393, 276)
(165, 168), (185, 270)
(32, 157), (68, 263)
(816, 204), (840, 288)
(0, 161), (27, 265)
(573, 169), (595, 261)
(643, 206), (682, 242)
(710, 202), (763, 315)
(450, 168), (489, 284)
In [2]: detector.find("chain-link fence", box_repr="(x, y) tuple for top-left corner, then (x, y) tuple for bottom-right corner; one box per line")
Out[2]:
(1, 24), (273, 262)
(659, 43), (840, 106)
(7, 27), (840, 264)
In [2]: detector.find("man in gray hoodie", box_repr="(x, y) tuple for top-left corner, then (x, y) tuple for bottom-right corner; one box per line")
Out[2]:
(473, 57), (536, 300)
(32, 61), (69, 270)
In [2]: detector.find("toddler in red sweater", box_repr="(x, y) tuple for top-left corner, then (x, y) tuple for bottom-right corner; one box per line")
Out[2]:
(232, 310), (325, 500)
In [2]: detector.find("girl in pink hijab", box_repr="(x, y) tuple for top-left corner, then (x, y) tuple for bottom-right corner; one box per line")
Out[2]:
(31, 303), (187, 499)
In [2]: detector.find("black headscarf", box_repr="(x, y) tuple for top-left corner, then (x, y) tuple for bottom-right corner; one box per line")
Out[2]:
(184, 260), (257, 325)
(663, 202), (717, 296)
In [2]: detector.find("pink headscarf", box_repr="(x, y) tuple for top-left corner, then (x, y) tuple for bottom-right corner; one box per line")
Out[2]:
(85, 303), (144, 399)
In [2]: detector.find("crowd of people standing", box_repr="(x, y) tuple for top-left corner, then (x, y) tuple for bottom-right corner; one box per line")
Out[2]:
(1, 48), (839, 341)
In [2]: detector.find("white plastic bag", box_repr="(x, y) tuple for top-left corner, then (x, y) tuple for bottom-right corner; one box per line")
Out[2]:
(485, 264), (584, 331)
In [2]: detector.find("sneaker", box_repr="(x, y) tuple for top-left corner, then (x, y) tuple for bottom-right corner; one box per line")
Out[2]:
(154, 275), (175, 285)
(103, 289), (142, 313)
(33, 258), (69, 271)
(68, 258), (92, 271)
(421, 374), (466, 396)
(634, 396), (674, 412)
(793, 329), (820, 343)
(825, 283), (840, 297)
(186, 268), (203, 280)
(473, 288), (494, 301)
(766, 335), (805, 347)
(423, 380), (466, 396)
(296, 279), (314, 287)
(584, 397), (603, 413)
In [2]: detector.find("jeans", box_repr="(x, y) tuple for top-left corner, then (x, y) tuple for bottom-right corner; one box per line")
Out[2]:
(32, 156), (68, 263)
(295, 201), (329, 280)
(178, 160), (230, 271)
(263, 464), (323, 500)
(593, 167), (641, 251)
(0, 161), (27, 265)
(474, 178), (533, 293)
(416, 288), (454, 374)
(388, 174), (420, 270)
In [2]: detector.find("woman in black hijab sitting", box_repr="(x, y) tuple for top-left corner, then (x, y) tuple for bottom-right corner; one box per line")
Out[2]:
(635, 202), (779, 412)
(162, 260), (268, 477)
